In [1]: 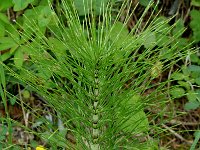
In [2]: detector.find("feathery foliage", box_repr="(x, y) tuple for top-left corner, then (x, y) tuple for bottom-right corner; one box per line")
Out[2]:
(2, 0), (190, 149)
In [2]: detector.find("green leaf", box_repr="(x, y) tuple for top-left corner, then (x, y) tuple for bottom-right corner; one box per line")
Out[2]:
(23, 6), (54, 33)
(0, 0), (13, 11)
(6, 24), (20, 42)
(171, 37), (188, 49)
(38, 6), (52, 27)
(30, 140), (39, 149)
(11, 146), (22, 150)
(172, 19), (185, 37)
(39, 0), (53, 6)
(170, 87), (185, 99)
(121, 110), (149, 133)
(187, 91), (198, 101)
(184, 101), (200, 111)
(188, 65), (200, 73)
(190, 53), (199, 63)
(23, 7), (43, 37)
(119, 94), (149, 133)
(74, 0), (92, 16)
(195, 77), (200, 85)
(9, 96), (17, 105)
(156, 34), (170, 47)
(190, 130), (200, 150)
(31, 0), (40, 5)
(151, 61), (163, 78)
(22, 90), (30, 99)
(48, 37), (66, 53)
(14, 47), (24, 68)
(42, 131), (67, 147)
(177, 81), (190, 90)
(0, 13), (10, 24)
(190, 10), (200, 42)
(0, 125), (7, 135)
(171, 72), (187, 80)
(110, 22), (129, 39)
(0, 135), (6, 141)
(1, 45), (18, 62)
(139, 0), (151, 7)
(74, 0), (109, 16)
(143, 31), (156, 49)
(0, 24), (5, 37)
(181, 65), (191, 76)
(191, 0), (200, 7)
(37, 67), (52, 80)
(32, 118), (46, 128)
(23, 8), (37, 29)
(0, 37), (17, 51)
(13, 0), (34, 11)
(110, 22), (129, 47)
(0, 52), (12, 62)
(95, 0), (110, 14)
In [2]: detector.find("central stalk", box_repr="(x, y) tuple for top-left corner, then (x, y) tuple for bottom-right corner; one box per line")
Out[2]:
(91, 69), (100, 149)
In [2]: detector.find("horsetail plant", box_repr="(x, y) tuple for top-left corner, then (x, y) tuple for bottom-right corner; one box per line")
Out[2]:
(2, 0), (190, 149)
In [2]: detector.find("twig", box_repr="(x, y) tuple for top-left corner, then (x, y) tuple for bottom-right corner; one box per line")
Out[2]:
(18, 84), (28, 127)
(162, 124), (193, 144)
(169, 119), (200, 126)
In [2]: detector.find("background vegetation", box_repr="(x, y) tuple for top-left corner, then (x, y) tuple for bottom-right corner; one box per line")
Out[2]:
(0, 0), (200, 149)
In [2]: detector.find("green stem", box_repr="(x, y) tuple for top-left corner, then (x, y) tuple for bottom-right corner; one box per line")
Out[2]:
(91, 69), (100, 149)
